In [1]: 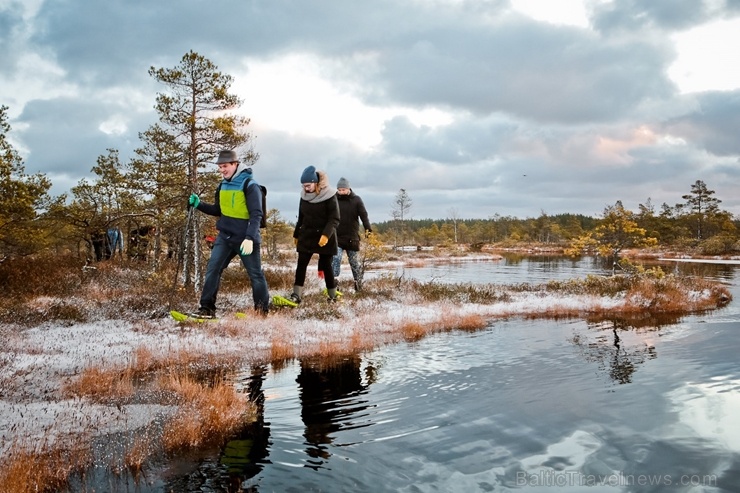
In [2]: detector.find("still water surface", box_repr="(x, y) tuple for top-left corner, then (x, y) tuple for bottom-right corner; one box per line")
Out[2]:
(160, 257), (740, 491)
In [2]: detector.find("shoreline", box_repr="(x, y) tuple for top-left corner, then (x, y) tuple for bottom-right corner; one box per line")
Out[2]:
(0, 254), (734, 490)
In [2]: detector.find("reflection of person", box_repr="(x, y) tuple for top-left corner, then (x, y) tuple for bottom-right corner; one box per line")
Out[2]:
(221, 365), (270, 491)
(188, 149), (269, 317)
(332, 177), (372, 292)
(296, 355), (370, 468)
(289, 166), (340, 304)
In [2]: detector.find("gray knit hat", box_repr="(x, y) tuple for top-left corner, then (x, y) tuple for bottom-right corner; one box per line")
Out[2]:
(337, 177), (350, 189)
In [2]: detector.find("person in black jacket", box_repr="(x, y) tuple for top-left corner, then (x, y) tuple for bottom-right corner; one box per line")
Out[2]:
(290, 165), (340, 304)
(332, 177), (372, 292)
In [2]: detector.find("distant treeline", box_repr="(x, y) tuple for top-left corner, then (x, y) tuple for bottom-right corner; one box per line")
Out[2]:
(372, 186), (740, 256)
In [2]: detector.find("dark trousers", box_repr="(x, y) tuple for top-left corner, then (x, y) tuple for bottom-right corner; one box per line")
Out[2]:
(294, 251), (336, 289)
(200, 235), (270, 312)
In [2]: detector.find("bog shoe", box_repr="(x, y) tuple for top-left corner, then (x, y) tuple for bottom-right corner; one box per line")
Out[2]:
(190, 307), (216, 319)
(289, 293), (302, 305)
(321, 288), (343, 298)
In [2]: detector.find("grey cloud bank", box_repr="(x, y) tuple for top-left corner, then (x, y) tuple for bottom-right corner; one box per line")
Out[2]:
(2, 0), (739, 220)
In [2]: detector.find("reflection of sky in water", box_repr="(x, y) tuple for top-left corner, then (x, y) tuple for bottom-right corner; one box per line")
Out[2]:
(668, 377), (740, 452)
(234, 259), (740, 492)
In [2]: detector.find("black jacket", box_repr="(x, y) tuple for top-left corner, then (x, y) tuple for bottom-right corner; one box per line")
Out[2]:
(294, 194), (340, 255)
(336, 191), (372, 251)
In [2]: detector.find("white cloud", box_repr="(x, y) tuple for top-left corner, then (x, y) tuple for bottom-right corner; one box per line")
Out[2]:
(233, 54), (454, 149)
(669, 18), (740, 93)
(510, 0), (590, 27)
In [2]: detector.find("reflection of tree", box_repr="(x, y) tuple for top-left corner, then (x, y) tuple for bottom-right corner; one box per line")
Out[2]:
(296, 354), (376, 469)
(572, 317), (666, 385)
(220, 364), (271, 492)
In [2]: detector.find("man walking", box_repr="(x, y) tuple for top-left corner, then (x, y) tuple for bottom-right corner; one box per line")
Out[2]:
(188, 150), (270, 316)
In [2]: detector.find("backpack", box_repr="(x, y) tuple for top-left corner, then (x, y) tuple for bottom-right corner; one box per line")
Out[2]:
(245, 178), (268, 228)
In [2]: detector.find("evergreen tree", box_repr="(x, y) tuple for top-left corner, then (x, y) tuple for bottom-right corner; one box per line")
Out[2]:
(0, 105), (56, 258)
(681, 180), (721, 240)
(149, 51), (256, 288)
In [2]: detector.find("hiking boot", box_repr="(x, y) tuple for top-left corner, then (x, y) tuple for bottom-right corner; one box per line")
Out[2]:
(190, 307), (216, 319)
(326, 287), (342, 303)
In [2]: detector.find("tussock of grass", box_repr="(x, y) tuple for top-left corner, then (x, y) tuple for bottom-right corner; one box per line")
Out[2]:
(400, 321), (427, 341)
(270, 335), (296, 363)
(161, 377), (252, 453)
(63, 366), (135, 401)
(0, 440), (91, 493)
(412, 280), (510, 304)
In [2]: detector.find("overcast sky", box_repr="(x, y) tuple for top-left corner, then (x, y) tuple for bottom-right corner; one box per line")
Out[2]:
(2, 0), (740, 222)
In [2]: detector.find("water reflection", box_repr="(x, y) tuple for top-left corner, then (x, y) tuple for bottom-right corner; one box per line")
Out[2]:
(162, 365), (271, 493)
(159, 257), (740, 491)
(296, 355), (376, 469)
(220, 365), (270, 492)
(569, 315), (680, 385)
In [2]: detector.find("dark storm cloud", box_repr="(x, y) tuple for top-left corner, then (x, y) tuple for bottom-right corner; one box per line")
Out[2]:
(31, 1), (675, 125)
(18, 0), (674, 135)
(29, 0), (424, 85)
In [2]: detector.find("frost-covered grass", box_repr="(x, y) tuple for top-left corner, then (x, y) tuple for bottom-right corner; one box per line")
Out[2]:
(0, 254), (732, 492)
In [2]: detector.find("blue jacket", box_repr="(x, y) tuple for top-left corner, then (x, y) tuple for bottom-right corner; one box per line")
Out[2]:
(197, 168), (263, 244)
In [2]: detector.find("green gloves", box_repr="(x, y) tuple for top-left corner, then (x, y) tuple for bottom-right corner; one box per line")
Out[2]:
(188, 194), (200, 208)
(318, 235), (329, 247)
(240, 239), (253, 256)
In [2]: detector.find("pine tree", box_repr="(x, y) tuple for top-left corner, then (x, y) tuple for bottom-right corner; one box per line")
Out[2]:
(0, 105), (55, 258)
(681, 180), (721, 240)
(149, 51), (256, 288)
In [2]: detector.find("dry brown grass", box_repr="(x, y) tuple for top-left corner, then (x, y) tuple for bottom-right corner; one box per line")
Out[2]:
(448, 313), (488, 332)
(63, 366), (135, 400)
(0, 439), (92, 493)
(400, 320), (428, 341)
(161, 376), (253, 453)
(122, 434), (153, 476)
(623, 276), (730, 313)
(270, 334), (296, 363)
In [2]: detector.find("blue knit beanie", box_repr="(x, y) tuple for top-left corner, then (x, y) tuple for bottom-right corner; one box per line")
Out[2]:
(300, 165), (318, 184)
